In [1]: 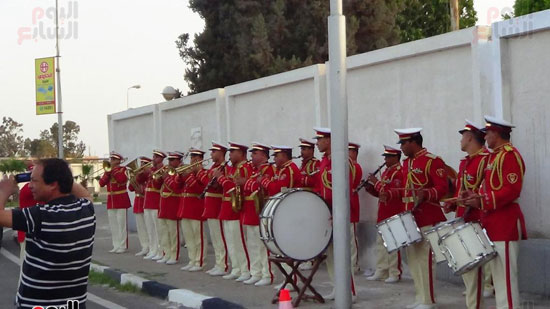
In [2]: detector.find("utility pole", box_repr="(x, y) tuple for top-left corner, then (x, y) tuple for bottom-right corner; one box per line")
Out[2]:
(55, 0), (64, 158)
(328, 0), (351, 308)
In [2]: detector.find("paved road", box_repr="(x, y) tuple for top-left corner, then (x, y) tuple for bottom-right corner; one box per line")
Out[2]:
(0, 228), (186, 309)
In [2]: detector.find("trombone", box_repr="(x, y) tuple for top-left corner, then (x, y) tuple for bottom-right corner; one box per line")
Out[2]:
(168, 158), (213, 176)
(89, 160), (111, 177)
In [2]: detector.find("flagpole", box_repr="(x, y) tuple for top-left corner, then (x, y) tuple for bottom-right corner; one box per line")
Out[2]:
(55, 0), (64, 158)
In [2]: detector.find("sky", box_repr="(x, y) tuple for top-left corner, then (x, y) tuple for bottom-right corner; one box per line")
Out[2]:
(0, 0), (515, 158)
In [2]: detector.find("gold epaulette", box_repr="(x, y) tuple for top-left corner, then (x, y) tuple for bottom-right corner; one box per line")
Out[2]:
(504, 145), (514, 152)
(425, 153), (438, 159)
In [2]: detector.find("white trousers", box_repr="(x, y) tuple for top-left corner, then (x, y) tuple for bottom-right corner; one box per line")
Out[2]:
(374, 234), (402, 278)
(143, 209), (160, 255)
(158, 219), (180, 261)
(326, 224), (357, 296)
(181, 219), (207, 267)
(107, 209), (128, 251)
(245, 225), (273, 280)
(406, 225), (436, 305)
(490, 241), (520, 309)
(350, 223), (360, 272)
(207, 219), (228, 271)
(135, 213), (149, 252)
(223, 220), (250, 276)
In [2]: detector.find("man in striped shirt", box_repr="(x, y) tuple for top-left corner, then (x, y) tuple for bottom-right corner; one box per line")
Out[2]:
(0, 158), (95, 309)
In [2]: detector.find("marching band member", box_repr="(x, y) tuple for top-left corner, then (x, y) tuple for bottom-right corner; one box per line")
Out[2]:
(443, 120), (490, 309)
(99, 151), (132, 254)
(178, 149), (208, 271)
(128, 156), (152, 257)
(157, 151), (184, 264)
(143, 150), (166, 260)
(259, 145), (303, 290)
(241, 143), (276, 286)
(312, 127), (357, 301)
(462, 116), (527, 309)
(390, 128), (448, 309)
(299, 138), (320, 191)
(213, 142), (252, 282)
(297, 137), (320, 271)
(199, 142), (230, 276)
(365, 145), (403, 283)
(348, 142), (363, 274)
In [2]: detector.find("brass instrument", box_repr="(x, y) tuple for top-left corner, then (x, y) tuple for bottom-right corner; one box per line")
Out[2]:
(90, 160), (112, 177)
(152, 166), (169, 180)
(168, 158), (213, 176)
(231, 185), (243, 213)
(292, 155), (302, 159)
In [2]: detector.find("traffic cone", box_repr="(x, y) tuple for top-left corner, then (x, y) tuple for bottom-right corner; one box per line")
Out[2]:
(278, 288), (293, 309)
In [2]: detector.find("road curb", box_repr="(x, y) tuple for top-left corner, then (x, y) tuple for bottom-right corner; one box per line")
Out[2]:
(90, 263), (244, 308)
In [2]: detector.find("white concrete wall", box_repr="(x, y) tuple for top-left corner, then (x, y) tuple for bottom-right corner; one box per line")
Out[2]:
(108, 11), (550, 269)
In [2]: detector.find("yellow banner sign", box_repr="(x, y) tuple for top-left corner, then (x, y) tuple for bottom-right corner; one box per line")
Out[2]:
(35, 57), (56, 115)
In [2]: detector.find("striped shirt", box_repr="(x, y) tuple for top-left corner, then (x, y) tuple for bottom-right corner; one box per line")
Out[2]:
(12, 195), (96, 309)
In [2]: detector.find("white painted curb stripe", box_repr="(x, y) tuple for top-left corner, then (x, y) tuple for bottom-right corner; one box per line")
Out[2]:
(168, 289), (212, 309)
(0, 247), (21, 266)
(90, 263), (109, 273)
(120, 273), (148, 289)
(88, 293), (127, 309)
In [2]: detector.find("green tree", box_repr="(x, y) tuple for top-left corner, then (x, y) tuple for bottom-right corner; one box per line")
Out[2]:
(0, 117), (25, 157)
(177, 0), (403, 94)
(397, 0), (477, 43)
(513, 0), (550, 17)
(24, 120), (86, 158)
(0, 159), (26, 174)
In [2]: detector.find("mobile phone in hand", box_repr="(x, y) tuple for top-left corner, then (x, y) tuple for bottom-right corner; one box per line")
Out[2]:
(15, 172), (32, 183)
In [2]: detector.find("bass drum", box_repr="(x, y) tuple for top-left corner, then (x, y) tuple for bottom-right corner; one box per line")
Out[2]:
(260, 189), (332, 261)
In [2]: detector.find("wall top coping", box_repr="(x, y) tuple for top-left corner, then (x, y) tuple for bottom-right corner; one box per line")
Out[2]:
(159, 88), (223, 112)
(109, 104), (157, 122)
(224, 64), (324, 97)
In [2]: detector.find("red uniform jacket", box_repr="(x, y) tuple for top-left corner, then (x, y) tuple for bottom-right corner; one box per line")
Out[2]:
(159, 172), (182, 220)
(99, 166), (131, 210)
(454, 148), (489, 222)
(370, 163), (404, 223)
(390, 149), (447, 228)
(261, 160), (302, 197)
(198, 162), (226, 219)
(144, 165), (163, 210)
(350, 161), (363, 223)
(314, 154), (357, 223)
(217, 160), (252, 221)
(177, 169), (206, 221)
(300, 157), (319, 190)
(242, 163), (276, 225)
(479, 143), (527, 241)
(18, 183), (42, 242)
(128, 172), (148, 214)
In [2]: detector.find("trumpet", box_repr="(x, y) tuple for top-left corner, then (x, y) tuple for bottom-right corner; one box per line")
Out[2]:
(168, 158), (212, 176)
(151, 166), (169, 180)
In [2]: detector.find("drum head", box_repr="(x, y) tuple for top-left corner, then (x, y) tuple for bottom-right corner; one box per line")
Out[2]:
(271, 190), (332, 260)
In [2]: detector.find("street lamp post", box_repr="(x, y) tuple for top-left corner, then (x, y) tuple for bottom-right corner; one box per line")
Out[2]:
(126, 85), (141, 109)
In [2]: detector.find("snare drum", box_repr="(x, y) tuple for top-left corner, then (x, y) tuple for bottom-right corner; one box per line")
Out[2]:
(439, 222), (497, 275)
(259, 189), (332, 261)
(424, 218), (464, 263)
(376, 211), (422, 253)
